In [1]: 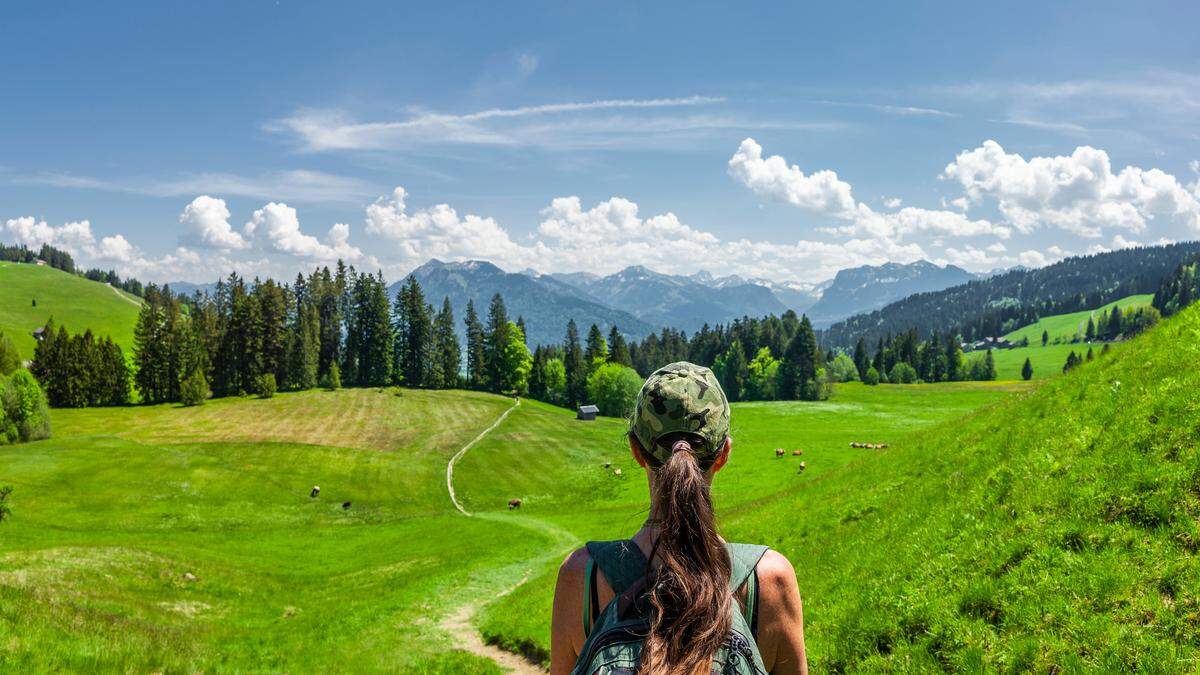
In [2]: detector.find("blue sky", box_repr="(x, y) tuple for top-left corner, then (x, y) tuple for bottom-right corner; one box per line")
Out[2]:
(2, 1), (1198, 284)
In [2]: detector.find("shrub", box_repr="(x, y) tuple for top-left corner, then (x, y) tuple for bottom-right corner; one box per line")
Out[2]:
(321, 362), (341, 391)
(179, 367), (210, 406)
(1, 369), (51, 443)
(0, 332), (20, 376)
(888, 362), (919, 384)
(827, 353), (859, 382)
(0, 485), (11, 523)
(255, 373), (277, 399)
(863, 366), (881, 386)
(585, 362), (643, 418)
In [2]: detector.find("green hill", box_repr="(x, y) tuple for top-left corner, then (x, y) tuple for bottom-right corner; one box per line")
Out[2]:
(1003, 293), (1152, 345)
(966, 294), (1152, 380)
(0, 262), (142, 359)
(485, 300), (1200, 671)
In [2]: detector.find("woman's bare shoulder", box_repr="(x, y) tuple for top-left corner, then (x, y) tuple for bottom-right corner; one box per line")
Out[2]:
(557, 546), (591, 584)
(757, 549), (798, 588)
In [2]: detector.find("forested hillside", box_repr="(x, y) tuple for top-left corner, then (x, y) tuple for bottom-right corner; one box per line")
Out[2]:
(822, 242), (1200, 348)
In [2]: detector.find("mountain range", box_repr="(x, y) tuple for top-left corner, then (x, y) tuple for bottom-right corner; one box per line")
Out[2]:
(170, 258), (985, 348)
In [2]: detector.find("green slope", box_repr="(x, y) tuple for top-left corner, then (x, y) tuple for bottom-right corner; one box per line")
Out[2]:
(1004, 293), (1153, 344)
(481, 303), (1200, 671)
(0, 262), (142, 358)
(966, 294), (1153, 380)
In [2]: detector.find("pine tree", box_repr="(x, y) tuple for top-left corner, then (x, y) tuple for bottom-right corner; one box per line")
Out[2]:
(483, 294), (509, 393)
(433, 297), (460, 389)
(852, 337), (869, 381)
(778, 316), (818, 400)
(394, 276), (431, 387)
(563, 319), (586, 406)
(608, 326), (632, 367)
(358, 273), (393, 387)
(715, 340), (748, 402)
(1085, 316), (1096, 341)
(463, 299), (486, 390)
(1021, 357), (1033, 381)
(1106, 305), (1122, 339)
(1042, 329), (1049, 347)
(983, 349), (997, 381)
(584, 324), (608, 368)
(1086, 346), (1095, 361)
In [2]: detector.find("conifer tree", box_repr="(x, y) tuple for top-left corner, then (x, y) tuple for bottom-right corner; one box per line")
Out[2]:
(715, 339), (748, 402)
(463, 299), (486, 390)
(852, 337), (870, 381)
(584, 324), (608, 368)
(1042, 329), (1049, 347)
(608, 326), (632, 367)
(1086, 346), (1094, 361)
(483, 293), (509, 392)
(983, 349), (997, 381)
(779, 316), (818, 400)
(1085, 316), (1096, 340)
(1021, 357), (1033, 381)
(563, 319), (586, 406)
(433, 297), (460, 389)
(1106, 305), (1122, 339)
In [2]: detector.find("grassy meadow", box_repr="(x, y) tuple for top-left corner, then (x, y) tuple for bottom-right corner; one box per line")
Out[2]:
(0, 373), (1023, 671)
(965, 294), (1153, 380)
(2, 292), (1198, 672)
(0, 263), (142, 358)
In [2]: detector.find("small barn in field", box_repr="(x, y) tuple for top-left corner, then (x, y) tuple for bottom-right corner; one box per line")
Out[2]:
(577, 404), (599, 421)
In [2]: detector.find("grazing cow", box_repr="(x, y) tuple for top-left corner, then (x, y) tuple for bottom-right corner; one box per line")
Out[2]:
(310, 486), (320, 498)
(613, 468), (623, 476)
(508, 498), (522, 510)
(603, 462), (612, 469)
(850, 442), (861, 448)
(341, 501), (351, 510)
(775, 448), (786, 458)
(792, 450), (803, 456)
(880, 443), (889, 449)
(797, 461), (807, 472)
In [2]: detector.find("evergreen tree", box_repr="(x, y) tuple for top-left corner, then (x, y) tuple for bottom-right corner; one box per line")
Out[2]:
(394, 276), (432, 387)
(778, 316), (818, 400)
(1086, 346), (1095, 361)
(463, 299), (486, 390)
(852, 337), (870, 381)
(1106, 305), (1122, 339)
(945, 333), (965, 382)
(1021, 357), (1033, 381)
(982, 349), (997, 381)
(433, 297), (460, 388)
(584, 324), (608, 368)
(1042, 329), (1049, 347)
(1085, 316), (1096, 340)
(608, 326), (632, 367)
(483, 294), (510, 392)
(358, 273), (393, 387)
(563, 319), (586, 406)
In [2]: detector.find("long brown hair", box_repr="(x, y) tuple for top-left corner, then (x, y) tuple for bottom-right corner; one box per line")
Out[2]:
(639, 433), (731, 675)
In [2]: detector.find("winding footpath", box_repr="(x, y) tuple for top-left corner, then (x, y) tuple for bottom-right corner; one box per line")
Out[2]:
(442, 397), (550, 673)
(446, 397), (520, 516)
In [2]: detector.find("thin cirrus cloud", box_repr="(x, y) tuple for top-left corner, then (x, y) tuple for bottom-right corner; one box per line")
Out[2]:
(814, 100), (959, 118)
(266, 95), (833, 152)
(8, 169), (375, 204)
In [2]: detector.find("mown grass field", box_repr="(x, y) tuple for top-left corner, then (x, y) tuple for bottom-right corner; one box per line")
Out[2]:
(0, 373), (1023, 671)
(3, 301), (1197, 672)
(0, 262), (142, 358)
(1003, 293), (1152, 345)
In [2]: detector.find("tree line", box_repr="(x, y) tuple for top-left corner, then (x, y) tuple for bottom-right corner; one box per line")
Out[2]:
(1, 243), (77, 273)
(824, 242), (1200, 350)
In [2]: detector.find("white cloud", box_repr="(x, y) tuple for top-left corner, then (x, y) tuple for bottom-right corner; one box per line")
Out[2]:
(245, 202), (365, 262)
(9, 169), (374, 204)
(942, 140), (1200, 237)
(180, 196), (247, 250)
(3, 216), (138, 263)
(728, 138), (1009, 242)
(817, 100), (958, 118)
(266, 96), (831, 152)
(883, 197), (902, 209)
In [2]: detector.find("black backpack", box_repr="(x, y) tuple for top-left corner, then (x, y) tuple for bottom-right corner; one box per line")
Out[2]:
(572, 539), (769, 675)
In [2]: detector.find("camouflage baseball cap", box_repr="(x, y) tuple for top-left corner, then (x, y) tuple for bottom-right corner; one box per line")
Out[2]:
(629, 361), (731, 465)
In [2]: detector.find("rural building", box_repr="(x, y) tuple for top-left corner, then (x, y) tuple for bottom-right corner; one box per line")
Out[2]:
(965, 336), (1014, 351)
(577, 404), (599, 421)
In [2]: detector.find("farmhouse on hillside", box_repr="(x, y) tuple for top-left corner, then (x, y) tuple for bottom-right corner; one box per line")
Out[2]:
(965, 336), (1014, 352)
(577, 404), (599, 421)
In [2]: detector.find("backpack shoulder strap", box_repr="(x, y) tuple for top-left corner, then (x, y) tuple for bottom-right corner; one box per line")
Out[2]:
(585, 540), (648, 597)
(726, 543), (769, 630)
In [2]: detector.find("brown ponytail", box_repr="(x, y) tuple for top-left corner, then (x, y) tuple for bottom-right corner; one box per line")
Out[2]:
(642, 436), (731, 675)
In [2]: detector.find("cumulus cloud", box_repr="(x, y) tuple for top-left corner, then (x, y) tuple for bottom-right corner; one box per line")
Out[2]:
(3, 216), (139, 263)
(729, 138), (1009, 242)
(245, 202), (365, 261)
(942, 140), (1200, 237)
(180, 196), (247, 250)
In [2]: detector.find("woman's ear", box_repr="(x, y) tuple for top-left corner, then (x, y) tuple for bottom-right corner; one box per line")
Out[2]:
(629, 435), (650, 468)
(711, 437), (732, 474)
